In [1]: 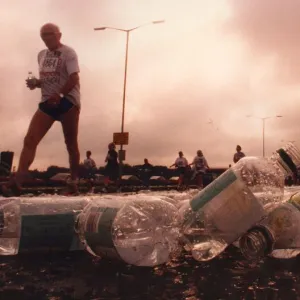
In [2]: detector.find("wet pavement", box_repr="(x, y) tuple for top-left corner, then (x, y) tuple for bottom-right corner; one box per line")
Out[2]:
(1, 187), (300, 299)
(1, 246), (300, 300)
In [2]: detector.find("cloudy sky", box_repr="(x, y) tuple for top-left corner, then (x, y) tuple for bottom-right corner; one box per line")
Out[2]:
(1, 0), (300, 170)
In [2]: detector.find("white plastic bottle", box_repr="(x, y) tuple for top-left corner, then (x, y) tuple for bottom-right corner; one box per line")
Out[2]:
(180, 142), (300, 261)
(75, 195), (180, 266)
(0, 196), (90, 255)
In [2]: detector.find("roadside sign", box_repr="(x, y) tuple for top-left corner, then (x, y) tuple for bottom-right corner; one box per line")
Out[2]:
(113, 132), (129, 145)
(118, 150), (126, 161)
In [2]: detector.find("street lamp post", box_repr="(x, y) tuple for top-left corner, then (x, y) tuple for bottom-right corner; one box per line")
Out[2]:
(247, 115), (283, 157)
(94, 20), (165, 173)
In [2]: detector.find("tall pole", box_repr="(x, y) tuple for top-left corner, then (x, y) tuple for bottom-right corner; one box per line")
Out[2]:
(120, 31), (130, 162)
(247, 115), (283, 158)
(262, 118), (265, 157)
(94, 21), (165, 183)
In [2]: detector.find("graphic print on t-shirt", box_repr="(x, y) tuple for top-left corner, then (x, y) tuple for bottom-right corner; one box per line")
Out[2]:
(175, 157), (188, 168)
(39, 50), (63, 85)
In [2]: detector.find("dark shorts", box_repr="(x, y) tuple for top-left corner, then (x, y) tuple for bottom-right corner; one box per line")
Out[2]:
(105, 165), (119, 181)
(178, 167), (187, 175)
(39, 97), (74, 121)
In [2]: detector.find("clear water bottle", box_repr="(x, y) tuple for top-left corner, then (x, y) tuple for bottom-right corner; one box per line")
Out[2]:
(180, 142), (300, 261)
(75, 195), (180, 266)
(27, 71), (37, 89)
(0, 196), (90, 255)
(239, 192), (300, 260)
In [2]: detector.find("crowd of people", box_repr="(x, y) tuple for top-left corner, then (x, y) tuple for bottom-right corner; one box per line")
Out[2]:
(167, 145), (245, 189)
(80, 144), (247, 192)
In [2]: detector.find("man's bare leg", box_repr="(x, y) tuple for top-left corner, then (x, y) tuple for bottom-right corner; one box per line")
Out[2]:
(3, 110), (54, 193)
(61, 106), (80, 192)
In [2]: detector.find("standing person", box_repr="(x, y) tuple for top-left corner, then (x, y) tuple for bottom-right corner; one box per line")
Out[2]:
(142, 158), (153, 188)
(233, 145), (246, 163)
(83, 150), (96, 193)
(103, 143), (119, 191)
(1, 23), (80, 196)
(170, 151), (189, 189)
(190, 150), (209, 189)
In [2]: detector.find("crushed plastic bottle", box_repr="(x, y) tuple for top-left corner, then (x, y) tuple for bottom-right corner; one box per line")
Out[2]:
(75, 195), (180, 266)
(0, 196), (90, 255)
(240, 191), (300, 259)
(138, 189), (198, 208)
(180, 142), (300, 261)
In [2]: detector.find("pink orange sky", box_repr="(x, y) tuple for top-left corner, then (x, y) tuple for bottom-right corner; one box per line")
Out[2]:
(1, 0), (300, 170)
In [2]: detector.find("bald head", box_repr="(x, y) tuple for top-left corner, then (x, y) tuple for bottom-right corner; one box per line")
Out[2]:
(40, 23), (60, 34)
(40, 23), (62, 50)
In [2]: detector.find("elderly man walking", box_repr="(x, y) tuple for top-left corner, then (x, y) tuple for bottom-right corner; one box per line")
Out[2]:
(2, 23), (81, 196)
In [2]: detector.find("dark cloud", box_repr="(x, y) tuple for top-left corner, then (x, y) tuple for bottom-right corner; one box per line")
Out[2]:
(2, 0), (300, 170)
(228, 0), (300, 84)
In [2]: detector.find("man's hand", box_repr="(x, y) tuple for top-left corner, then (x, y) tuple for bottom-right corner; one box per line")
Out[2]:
(47, 93), (61, 107)
(26, 78), (41, 90)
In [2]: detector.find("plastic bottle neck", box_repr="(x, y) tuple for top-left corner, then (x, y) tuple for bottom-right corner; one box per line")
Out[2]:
(272, 143), (300, 174)
(269, 153), (292, 176)
(239, 226), (274, 260)
(269, 144), (299, 176)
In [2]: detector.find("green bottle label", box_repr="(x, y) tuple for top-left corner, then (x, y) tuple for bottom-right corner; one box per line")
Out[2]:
(84, 206), (121, 260)
(190, 169), (237, 211)
(19, 213), (84, 253)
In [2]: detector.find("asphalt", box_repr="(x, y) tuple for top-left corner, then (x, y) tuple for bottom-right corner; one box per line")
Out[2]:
(1, 246), (300, 300)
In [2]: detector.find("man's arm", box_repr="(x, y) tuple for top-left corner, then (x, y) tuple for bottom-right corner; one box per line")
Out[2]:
(33, 51), (44, 88)
(59, 72), (79, 96)
(189, 157), (196, 166)
(60, 49), (80, 96)
(233, 154), (237, 163)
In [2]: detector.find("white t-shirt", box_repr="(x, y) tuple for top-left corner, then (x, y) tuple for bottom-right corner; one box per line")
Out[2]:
(84, 158), (96, 169)
(175, 157), (188, 168)
(38, 44), (80, 107)
(193, 156), (208, 171)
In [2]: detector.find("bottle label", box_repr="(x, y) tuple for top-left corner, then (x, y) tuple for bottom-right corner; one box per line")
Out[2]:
(84, 206), (121, 260)
(190, 169), (265, 243)
(190, 169), (237, 211)
(19, 213), (84, 253)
